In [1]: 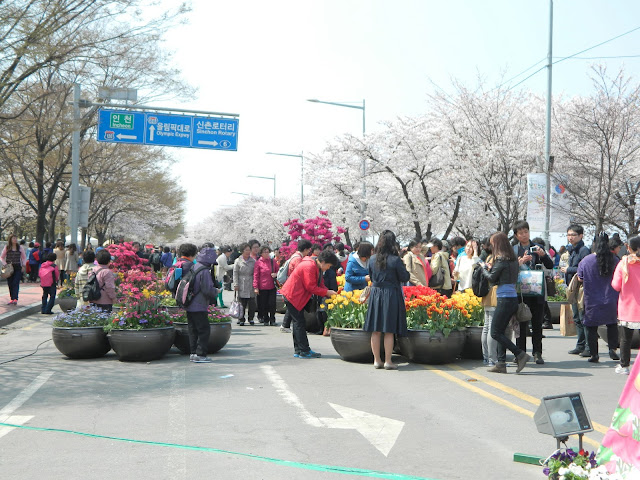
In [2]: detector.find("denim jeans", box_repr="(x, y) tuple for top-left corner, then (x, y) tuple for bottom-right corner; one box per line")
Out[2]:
(41, 286), (56, 313)
(285, 301), (310, 354)
(571, 302), (587, 350)
(187, 311), (210, 356)
(481, 307), (499, 363)
(490, 297), (522, 363)
(7, 269), (22, 300)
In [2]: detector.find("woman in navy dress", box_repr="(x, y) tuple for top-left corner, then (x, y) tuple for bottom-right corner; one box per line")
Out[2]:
(364, 230), (410, 370)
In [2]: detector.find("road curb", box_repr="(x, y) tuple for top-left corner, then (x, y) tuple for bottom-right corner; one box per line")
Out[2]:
(0, 302), (44, 328)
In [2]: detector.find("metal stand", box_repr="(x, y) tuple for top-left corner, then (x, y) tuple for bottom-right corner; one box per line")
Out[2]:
(556, 435), (569, 450)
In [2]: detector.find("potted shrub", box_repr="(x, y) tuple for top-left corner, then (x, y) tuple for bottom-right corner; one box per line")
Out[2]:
(172, 305), (233, 355)
(452, 289), (485, 360)
(398, 286), (467, 364)
(105, 297), (175, 362)
(159, 295), (182, 313)
(542, 448), (611, 479)
(547, 278), (569, 323)
(57, 276), (78, 312)
(51, 305), (112, 358)
(323, 290), (382, 363)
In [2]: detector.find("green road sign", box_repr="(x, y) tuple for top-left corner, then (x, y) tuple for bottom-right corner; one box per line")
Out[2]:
(109, 113), (134, 130)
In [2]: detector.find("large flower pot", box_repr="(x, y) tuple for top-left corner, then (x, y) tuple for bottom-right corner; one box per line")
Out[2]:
(57, 297), (78, 313)
(173, 322), (232, 355)
(548, 301), (566, 324)
(329, 328), (386, 363)
(51, 326), (111, 359)
(275, 293), (286, 314)
(107, 327), (175, 362)
(461, 326), (484, 360)
(598, 325), (640, 349)
(398, 329), (466, 364)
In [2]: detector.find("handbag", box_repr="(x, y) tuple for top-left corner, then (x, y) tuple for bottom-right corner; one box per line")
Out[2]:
(304, 266), (324, 312)
(228, 292), (244, 319)
(428, 253), (446, 288)
(517, 270), (545, 297)
(516, 300), (532, 323)
(359, 285), (371, 304)
(566, 274), (584, 310)
(1, 263), (14, 279)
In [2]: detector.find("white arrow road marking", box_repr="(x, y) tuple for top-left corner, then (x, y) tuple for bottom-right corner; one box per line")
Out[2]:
(0, 371), (53, 439)
(149, 125), (155, 141)
(197, 140), (218, 146)
(260, 365), (404, 456)
(116, 133), (137, 140)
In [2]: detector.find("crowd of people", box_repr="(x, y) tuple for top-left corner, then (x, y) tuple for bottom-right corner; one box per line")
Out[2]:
(2, 221), (639, 373)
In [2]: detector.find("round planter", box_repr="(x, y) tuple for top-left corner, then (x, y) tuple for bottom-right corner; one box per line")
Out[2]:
(57, 297), (78, 313)
(461, 326), (484, 360)
(548, 301), (566, 324)
(598, 325), (640, 350)
(398, 329), (466, 364)
(52, 326), (110, 359)
(329, 327), (386, 363)
(275, 293), (286, 314)
(173, 321), (232, 355)
(107, 327), (175, 362)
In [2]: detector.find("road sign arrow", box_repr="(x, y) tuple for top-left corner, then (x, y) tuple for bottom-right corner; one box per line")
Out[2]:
(198, 140), (218, 146)
(116, 133), (137, 140)
(320, 403), (405, 456)
(149, 125), (155, 141)
(261, 365), (404, 456)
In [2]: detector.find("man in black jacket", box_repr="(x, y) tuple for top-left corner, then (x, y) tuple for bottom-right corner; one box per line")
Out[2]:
(561, 224), (592, 357)
(513, 221), (554, 365)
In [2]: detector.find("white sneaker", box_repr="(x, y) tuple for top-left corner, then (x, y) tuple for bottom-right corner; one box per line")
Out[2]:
(193, 356), (213, 363)
(279, 326), (291, 333)
(189, 354), (197, 362)
(615, 364), (630, 375)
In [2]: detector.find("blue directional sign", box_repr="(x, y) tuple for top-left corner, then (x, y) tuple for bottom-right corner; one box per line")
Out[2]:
(192, 116), (239, 151)
(97, 110), (145, 144)
(97, 109), (239, 151)
(359, 219), (370, 231)
(145, 113), (192, 148)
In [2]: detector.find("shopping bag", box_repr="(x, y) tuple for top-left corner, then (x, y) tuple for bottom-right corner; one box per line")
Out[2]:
(559, 303), (576, 336)
(229, 292), (244, 319)
(517, 270), (544, 297)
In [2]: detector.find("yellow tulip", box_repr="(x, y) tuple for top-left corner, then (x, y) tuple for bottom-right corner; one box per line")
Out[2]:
(328, 304), (334, 310)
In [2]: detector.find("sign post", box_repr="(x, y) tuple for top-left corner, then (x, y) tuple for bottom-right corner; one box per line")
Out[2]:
(359, 219), (370, 231)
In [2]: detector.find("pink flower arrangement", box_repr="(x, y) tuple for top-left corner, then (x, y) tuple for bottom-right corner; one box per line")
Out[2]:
(280, 210), (346, 259)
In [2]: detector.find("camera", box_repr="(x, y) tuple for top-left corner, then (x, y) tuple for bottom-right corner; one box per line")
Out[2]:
(530, 246), (539, 253)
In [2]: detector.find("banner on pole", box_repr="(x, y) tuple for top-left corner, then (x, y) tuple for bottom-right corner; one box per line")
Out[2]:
(526, 173), (570, 232)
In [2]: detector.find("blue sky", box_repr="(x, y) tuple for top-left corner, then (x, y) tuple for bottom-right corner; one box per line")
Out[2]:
(159, 0), (640, 224)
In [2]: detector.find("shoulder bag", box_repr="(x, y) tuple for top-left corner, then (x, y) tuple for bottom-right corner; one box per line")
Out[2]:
(1, 263), (14, 279)
(229, 292), (244, 319)
(428, 253), (446, 288)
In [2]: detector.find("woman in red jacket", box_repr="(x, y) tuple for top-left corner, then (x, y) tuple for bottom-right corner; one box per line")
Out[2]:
(280, 250), (338, 358)
(254, 246), (279, 326)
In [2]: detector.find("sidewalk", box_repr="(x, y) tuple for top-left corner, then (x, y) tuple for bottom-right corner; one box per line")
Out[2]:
(0, 281), (46, 327)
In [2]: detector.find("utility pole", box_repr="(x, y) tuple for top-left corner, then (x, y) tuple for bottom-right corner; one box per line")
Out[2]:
(69, 84), (81, 246)
(543, 0), (553, 247)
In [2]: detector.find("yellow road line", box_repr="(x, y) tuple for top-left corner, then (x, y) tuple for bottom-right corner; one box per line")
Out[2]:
(446, 364), (609, 435)
(423, 365), (602, 449)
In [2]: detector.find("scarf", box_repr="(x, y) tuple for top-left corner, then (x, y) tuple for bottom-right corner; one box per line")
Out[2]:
(620, 253), (640, 284)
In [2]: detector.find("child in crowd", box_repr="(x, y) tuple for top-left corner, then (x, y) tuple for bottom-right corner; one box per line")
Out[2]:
(39, 252), (60, 314)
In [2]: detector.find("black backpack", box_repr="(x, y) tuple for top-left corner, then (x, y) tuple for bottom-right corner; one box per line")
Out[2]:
(471, 264), (489, 298)
(175, 265), (210, 308)
(82, 273), (103, 302)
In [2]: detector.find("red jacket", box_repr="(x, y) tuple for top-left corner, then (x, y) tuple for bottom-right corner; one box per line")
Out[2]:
(253, 257), (278, 290)
(280, 257), (328, 311)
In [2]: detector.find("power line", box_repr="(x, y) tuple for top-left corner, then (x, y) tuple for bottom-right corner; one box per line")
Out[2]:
(505, 65), (547, 92)
(553, 25), (640, 65)
(554, 54), (640, 60)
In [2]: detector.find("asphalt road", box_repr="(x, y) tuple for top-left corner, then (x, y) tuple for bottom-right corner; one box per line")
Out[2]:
(0, 298), (632, 480)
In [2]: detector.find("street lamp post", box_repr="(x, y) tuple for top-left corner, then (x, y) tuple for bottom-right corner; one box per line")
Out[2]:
(307, 99), (366, 238)
(247, 174), (276, 199)
(266, 151), (304, 217)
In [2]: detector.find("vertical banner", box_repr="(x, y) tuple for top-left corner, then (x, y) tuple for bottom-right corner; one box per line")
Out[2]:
(527, 173), (571, 232)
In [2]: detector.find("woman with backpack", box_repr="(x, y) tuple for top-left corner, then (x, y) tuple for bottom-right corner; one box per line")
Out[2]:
(28, 242), (42, 282)
(75, 250), (95, 308)
(90, 249), (116, 312)
(253, 246), (278, 326)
